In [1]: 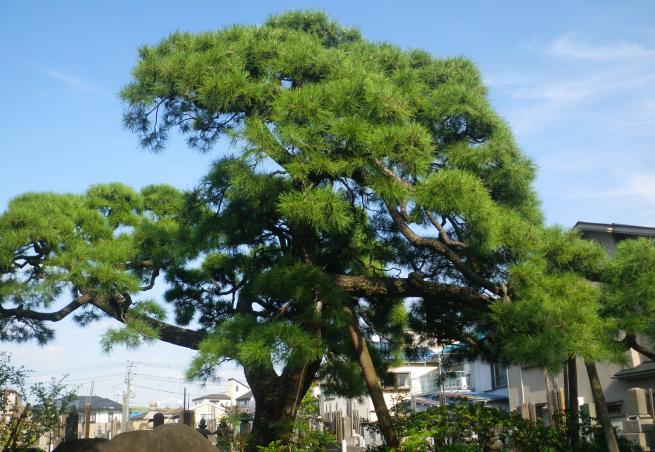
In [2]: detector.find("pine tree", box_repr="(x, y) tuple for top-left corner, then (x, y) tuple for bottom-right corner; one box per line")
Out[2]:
(0, 11), (627, 449)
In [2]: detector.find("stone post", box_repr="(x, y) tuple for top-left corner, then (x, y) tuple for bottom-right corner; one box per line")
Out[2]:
(64, 407), (79, 441)
(623, 388), (654, 451)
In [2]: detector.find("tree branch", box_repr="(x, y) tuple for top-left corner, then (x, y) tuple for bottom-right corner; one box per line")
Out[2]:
(425, 211), (466, 248)
(622, 333), (655, 361)
(0, 295), (91, 322)
(384, 199), (505, 296)
(90, 294), (206, 350)
(333, 274), (491, 308)
(0, 291), (206, 350)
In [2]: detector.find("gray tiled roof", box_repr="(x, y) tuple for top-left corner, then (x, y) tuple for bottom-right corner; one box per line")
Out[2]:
(192, 393), (230, 402)
(68, 396), (122, 412)
(236, 391), (253, 401)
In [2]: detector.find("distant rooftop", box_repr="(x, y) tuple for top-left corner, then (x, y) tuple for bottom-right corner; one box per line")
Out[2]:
(574, 222), (655, 237)
(68, 396), (121, 412)
(192, 393), (230, 402)
(236, 390), (253, 401)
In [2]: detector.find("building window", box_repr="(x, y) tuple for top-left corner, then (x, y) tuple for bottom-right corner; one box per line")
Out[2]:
(384, 372), (410, 389)
(606, 401), (623, 418)
(491, 364), (507, 389)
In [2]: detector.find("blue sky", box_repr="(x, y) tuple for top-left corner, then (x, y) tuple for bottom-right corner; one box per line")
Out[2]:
(1, 1), (654, 406)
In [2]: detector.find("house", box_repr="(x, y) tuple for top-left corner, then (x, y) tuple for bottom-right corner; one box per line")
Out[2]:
(190, 378), (254, 431)
(191, 394), (229, 430)
(235, 391), (255, 414)
(226, 378), (251, 405)
(317, 345), (508, 449)
(1, 388), (22, 418)
(506, 222), (655, 446)
(129, 401), (183, 431)
(65, 395), (123, 440)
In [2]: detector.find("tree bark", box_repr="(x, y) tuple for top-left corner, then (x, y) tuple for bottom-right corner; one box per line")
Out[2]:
(584, 360), (618, 452)
(567, 357), (580, 450)
(244, 359), (321, 451)
(345, 309), (399, 448)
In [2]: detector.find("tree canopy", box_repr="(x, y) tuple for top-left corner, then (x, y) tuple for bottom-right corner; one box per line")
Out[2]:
(2, 10), (652, 449)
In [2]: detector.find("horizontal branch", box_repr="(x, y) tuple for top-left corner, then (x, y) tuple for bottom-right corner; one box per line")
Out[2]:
(90, 295), (206, 350)
(0, 295), (91, 322)
(333, 274), (491, 308)
(622, 333), (655, 362)
(0, 292), (206, 351)
(385, 200), (505, 297)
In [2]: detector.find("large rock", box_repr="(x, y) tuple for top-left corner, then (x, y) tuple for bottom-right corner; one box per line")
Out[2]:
(52, 438), (107, 452)
(54, 424), (216, 452)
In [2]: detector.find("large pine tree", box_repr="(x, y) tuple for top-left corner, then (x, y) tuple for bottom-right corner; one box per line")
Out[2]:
(2, 11), (640, 450)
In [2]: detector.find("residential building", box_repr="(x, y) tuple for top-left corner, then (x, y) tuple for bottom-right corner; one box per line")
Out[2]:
(0, 388), (21, 413)
(317, 346), (508, 449)
(235, 391), (255, 414)
(190, 378), (254, 432)
(129, 401), (183, 430)
(65, 395), (123, 440)
(191, 393), (229, 430)
(507, 222), (655, 439)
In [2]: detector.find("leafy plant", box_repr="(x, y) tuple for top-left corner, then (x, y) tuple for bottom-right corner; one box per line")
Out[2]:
(0, 352), (76, 450)
(257, 390), (335, 452)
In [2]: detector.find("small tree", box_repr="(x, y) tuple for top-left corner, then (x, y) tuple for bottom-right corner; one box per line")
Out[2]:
(0, 352), (76, 450)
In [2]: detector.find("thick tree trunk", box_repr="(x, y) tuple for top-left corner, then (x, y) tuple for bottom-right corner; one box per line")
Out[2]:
(345, 309), (399, 448)
(584, 360), (619, 452)
(244, 360), (321, 451)
(567, 357), (580, 450)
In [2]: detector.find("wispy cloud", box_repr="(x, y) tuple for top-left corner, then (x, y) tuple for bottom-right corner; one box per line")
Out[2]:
(607, 171), (655, 204)
(489, 52), (655, 136)
(544, 34), (655, 61)
(43, 68), (97, 92)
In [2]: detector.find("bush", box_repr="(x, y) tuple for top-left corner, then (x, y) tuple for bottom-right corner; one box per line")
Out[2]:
(363, 402), (644, 451)
(364, 402), (569, 452)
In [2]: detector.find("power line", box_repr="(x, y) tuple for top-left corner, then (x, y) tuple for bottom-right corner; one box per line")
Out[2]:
(132, 373), (186, 382)
(30, 362), (126, 374)
(130, 362), (187, 369)
(131, 383), (203, 397)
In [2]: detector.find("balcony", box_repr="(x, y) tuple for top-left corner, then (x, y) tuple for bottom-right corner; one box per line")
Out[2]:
(442, 371), (472, 391)
(413, 370), (472, 395)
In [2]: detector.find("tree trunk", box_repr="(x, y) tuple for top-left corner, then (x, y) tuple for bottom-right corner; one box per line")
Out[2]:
(584, 360), (618, 452)
(544, 370), (555, 426)
(567, 357), (580, 450)
(345, 308), (399, 448)
(245, 359), (321, 451)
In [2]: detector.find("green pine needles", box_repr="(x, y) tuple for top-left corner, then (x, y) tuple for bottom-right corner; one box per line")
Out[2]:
(2, 10), (654, 449)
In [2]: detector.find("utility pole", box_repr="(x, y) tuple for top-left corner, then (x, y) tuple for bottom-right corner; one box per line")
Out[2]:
(84, 381), (94, 439)
(121, 361), (133, 433)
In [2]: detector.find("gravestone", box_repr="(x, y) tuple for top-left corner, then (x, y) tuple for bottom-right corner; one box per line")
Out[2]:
(153, 412), (165, 428)
(65, 407), (80, 441)
(182, 409), (194, 427)
(622, 388), (654, 451)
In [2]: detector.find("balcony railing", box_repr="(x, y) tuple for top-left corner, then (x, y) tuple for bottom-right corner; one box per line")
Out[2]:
(442, 371), (472, 391)
(413, 370), (472, 395)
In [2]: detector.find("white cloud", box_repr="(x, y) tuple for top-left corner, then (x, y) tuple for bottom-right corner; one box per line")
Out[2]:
(490, 66), (655, 136)
(43, 68), (97, 92)
(545, 34), (655, 61)
(605, 97), (655, 137)
(608, 171), (655, 204)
